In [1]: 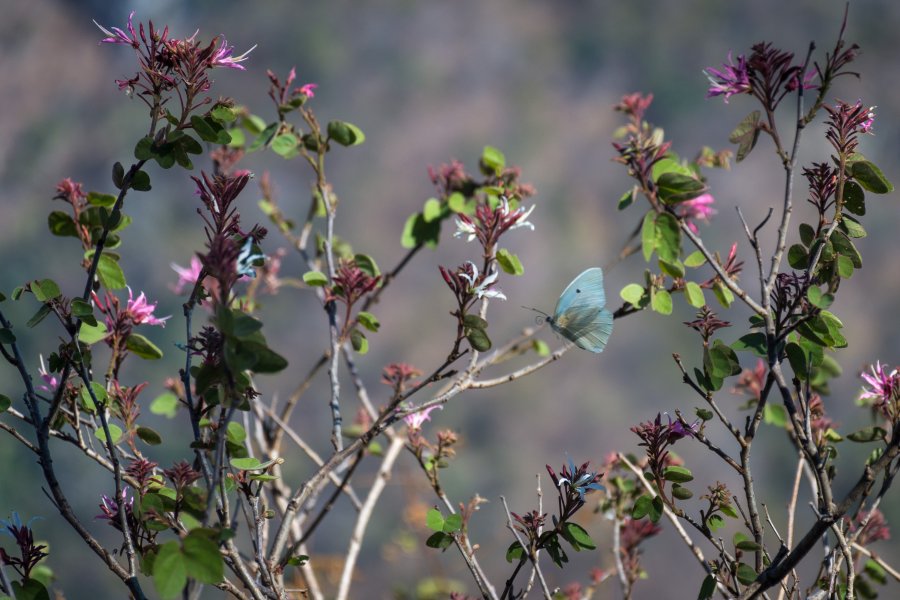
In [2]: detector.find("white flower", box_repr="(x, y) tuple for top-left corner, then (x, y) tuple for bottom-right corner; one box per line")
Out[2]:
(460, 262), (507, 301)
(453, 217), (477, 242)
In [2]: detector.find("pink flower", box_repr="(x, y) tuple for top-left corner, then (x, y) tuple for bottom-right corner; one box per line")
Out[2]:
(704, 52), (751, 103)
(404, 405), (442, 431)
(677, 193), (716, 233)
(171, 256), (204, 294)
(209, 39), (256, 70)
(93, 11), (138, 47)
(37, 355), (59, 394)
(125, 287), (170, 327)
(299, 83), (318, 98)
(860, 361), (898, 411)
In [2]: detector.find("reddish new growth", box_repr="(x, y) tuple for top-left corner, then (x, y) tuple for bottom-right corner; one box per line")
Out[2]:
(267, 67), (317, 114)
(453, 197), (534, 254)
(0, 513), (48, 580)
(612, 93), (672, 187)
(381, 362), (423, 396)
(327, 259), (381, 310)
(52, 178), (92, 253)
(632, 413), (698, 499)
(618, 517), (662, 583)
(849, 509), (891, 546)
(684, 306), (731, 343)
(94, 11), (253, 109)
(733, 358), (767, 403)
(824, 100), (876, 156)
(163, 460), (202, 494)
(111, 380), (149, 452)
(126, 458), (160, 495)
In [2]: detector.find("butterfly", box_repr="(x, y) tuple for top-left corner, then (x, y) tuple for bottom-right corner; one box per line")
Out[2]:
(236, 237), (265, 278)
(535, 268), (613, 353)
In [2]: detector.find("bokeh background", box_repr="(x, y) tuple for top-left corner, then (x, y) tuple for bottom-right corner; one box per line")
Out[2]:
(2, 0), (899, 597)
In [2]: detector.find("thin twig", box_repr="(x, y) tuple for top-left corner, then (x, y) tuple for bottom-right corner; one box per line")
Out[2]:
(500, 496), (553, 599)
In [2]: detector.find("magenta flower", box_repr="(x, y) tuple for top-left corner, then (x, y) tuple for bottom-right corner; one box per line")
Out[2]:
(704, 52), (751, 102)
(299, 83), (318, 98)
(859, 104), (876, 134)
(209, 38), (256, 70)
(170, 256), (204, 294)
(96, 487), (134, 521)
(404, 405), (442, 431)
(125, 287), (170, 327)
(860, 361), (898, 409)
(37, 355), (59, 394)
(93, 11), (138, 47)
(786, 69), (818, 92)
(676, 193), (716, 233)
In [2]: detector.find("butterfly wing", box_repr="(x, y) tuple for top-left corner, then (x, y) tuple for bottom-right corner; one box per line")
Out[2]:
(551, 268), (613, 353)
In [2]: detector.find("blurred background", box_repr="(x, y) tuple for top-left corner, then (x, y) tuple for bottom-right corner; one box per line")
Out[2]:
(1, 0), (899, 597)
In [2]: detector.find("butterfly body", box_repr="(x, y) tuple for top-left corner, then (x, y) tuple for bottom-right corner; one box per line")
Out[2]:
(547, 268), (613, 353)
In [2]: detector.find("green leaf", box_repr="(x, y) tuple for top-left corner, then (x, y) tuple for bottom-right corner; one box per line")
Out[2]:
(506, 541), (525, 563)
(785, 341), (809, 380)
(736, 563), (757, 585)
(425, 531), (454, 550)
(736, 539), (763, 551)
(707, 514), (725, 532)
(97, 254), (126, 290)
(422, 198), (442, 223)
(211, 105), (237, 123)
(95, 422), (123, 445)
(651, 156), (694, 180)
(153, 541), (188, 599)
(248, 122), (278, 152)
(87, 191), (117, 207)
(327, 120), (365, 146)
(684, 251), (707, 268)
(851, 160), (893, 194)
(729, 111), (761, 162)
(562, 522), (596, 550)
(632, 495), (653, 520)
(763, 404), (787, 428)
(497, 248), (524, 275)
(846, 426), (887, 443)
(830, 231), (862, 268)
(671, 483), (693, 500)
(150, 392), (179, 418)
(705, 340), (742, 379)
(0, 394), (11, 413)
(183, 530), (225, 584)
(303, 271), (328, 286)
(787, 244), (808, 269)
(655, 213), (681, 262)
(447, 192), (467, 213)
(271, 133), (299, 158)
(696, 408), (714, 421)
(112, 162), (125, 189)
(838, 214), (866, 239)
(697, 574), (717, 600)
(864, 559), (888, 585)
(136, 426), (162, 446)
(732, 332), (766, 357)
(400, 212), (441, 249)
(230, 457), (278, 471)
(651, 288), (673, 315)
(533, 339), (550, 356)
(26, 305), (52, 328)
(620, 283), (645, 307)
(350, 329), (368, 354)
(656, 172), (707, 204)
(481, 145), (506, 174)
(641, 211), (657, 262)
(425, 508), (445, 532)
(684, 281), (705, 308)
(837, 255), (854, 278)
(131, 170), (151, 192)
(31, 279), (61, 302)
(357, 311), (380, 332)
(466, 327), (491, 352)
(48, 211), (79, 237)
(618, 187), (636, 210)
(443, 514), (463, 533)
(226, 421), (247, 445)
(650, 495), (664, 523)
(79, 321), (108, 345)
(663, 465), (694, 483)
(463, 314), (488, 330)
(191, 115), (231, 145)
(844, 181), (865, 215)
(807, 286), (834, 310)
(126, 333), (163, 360)
(712, 281), (734, 308)
(659, 258), (685, 279)
(798, 223), (816, 248)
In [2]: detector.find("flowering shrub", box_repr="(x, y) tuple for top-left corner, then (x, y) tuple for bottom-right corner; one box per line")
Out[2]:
(0, 7), (898, 600)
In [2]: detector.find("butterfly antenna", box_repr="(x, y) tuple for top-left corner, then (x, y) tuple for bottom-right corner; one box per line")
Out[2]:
(521, 305), (550, 325)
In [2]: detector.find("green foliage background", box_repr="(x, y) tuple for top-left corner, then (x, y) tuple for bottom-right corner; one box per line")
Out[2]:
(1, 0), (899, 596)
